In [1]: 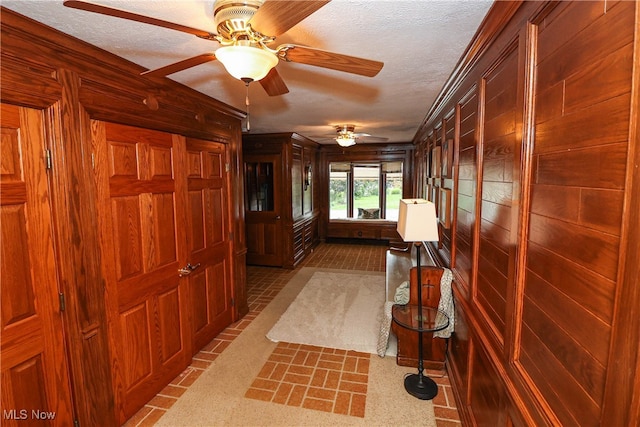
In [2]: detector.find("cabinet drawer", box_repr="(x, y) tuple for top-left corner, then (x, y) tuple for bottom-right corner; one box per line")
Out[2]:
(351, 228), (378, 239)
(293, 225), (304, 255)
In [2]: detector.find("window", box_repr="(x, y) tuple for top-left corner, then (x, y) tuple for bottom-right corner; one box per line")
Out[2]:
(384, 162), (403, 221)
(245, 161), (274, 211)
(329, 166), (348, 219)
(329, 161), (403, 220)
(353, 165), (380, 218)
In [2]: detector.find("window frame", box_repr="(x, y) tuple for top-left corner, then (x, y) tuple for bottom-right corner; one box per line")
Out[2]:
(329, 161), (403, 221)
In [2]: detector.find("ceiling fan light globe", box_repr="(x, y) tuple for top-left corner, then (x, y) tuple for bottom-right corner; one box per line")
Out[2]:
(336, 136), (356, 147)
(216, 45), (278, 81)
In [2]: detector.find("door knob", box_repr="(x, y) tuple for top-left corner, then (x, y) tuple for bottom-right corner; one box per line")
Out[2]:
(178, 263), (201, 277)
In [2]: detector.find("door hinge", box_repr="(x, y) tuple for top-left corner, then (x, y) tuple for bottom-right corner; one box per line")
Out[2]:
(231, 297), (235, 307)
(225, 162), (230, 172)
(45, 149), (53, 170)
(59, 292), (66, 312)
(228, 231), (234, 241)
(74, 419), (80, 427)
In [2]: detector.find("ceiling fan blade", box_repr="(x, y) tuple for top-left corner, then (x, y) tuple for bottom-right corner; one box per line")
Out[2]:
(63, 1), (217, 39)
(358, 136), (389, 142)
(282, 45), (383, 77)
(141, 53), (217, 78)
(248, 0), (330, 37)
(259, 68), (289, 96)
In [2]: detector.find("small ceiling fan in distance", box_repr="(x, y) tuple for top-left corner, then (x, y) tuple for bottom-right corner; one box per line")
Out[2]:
(63, 0), (385, 97)
(330, 124), (389, 147)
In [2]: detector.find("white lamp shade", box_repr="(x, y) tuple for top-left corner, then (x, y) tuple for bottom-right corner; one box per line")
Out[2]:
(397, 198), (439, 242)
(215, 45), (279, 81)
(336, 135), (356, 147)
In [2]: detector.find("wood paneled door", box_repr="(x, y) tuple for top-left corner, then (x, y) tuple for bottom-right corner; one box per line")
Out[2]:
(244, 153), (283, 266)
(93, 122), (192, 423)
(0, 104), (74, 425)
(184, 138), (233, 352)
(92, 122), (235, 422)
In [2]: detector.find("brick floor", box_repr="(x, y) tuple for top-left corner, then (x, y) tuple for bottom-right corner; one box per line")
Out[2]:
(246, 343), (370, 418)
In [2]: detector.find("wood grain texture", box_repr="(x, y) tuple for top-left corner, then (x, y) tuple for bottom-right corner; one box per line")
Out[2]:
(524, 1), (632, 424)
(469, 343), (506, 427)
(141, 53), (217, 78)
(0, 56), (61, 109)
(248, 0), (329, 37)
(475, 42), (519, 345)
(259, 67), (289, 96)
(1, 103), (75, 426)
(244, 133), (322, 268)
(184, 138), (233, 352)
(46, 70), (117, 426)
(1, 9), (242, 141)
(283, 45), (384, 77)
(448, 302), (470, 393)
(63, 0), (215, 38)
(94, 122), (191, 423)
(601, 3), (640, 424)
(414, 1), (639, 425)
(2, 8), (247, 424)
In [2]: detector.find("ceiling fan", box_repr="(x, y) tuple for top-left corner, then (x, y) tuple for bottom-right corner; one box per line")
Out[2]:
(62, 0), (384, 97)
(333, 124), (388, 147)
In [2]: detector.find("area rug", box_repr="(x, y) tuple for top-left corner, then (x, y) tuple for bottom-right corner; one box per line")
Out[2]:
(266, 271), (396, 356)
(156, 267), (436, 427)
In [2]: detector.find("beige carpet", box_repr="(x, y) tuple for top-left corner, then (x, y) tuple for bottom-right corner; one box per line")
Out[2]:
(156, 267), (437, 427)
(266, 271), (396, 356)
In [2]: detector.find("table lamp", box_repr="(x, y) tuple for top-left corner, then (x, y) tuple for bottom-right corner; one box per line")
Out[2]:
(396, 198), (440, 399)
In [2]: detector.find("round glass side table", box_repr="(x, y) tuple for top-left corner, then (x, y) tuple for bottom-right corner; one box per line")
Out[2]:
(391, 305), (449, 400)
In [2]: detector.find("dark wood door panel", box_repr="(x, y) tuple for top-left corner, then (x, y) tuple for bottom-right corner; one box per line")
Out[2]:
(244, 153), (283, 266)
(94, 121), (190, 423)
(158, 287), (184, 362)
(190, 259), (232, 351)
(2, 356), (50, 426)
(109, 199), (178, 280)
(120, 303), (153, 389)
(185, 138), (233, 354)
(0, 103), (74, 425)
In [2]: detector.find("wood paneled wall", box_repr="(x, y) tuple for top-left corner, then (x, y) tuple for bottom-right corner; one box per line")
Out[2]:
(1, 8), (246, 425)
(414, 1), (640, 425)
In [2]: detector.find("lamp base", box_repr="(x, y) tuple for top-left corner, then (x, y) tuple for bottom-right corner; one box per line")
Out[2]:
(404, 374), (438, 400)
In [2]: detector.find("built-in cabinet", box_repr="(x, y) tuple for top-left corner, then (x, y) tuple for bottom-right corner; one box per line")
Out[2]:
(1, 9), (247, 425)
(415, 1), (640, 426)
(243, 133), (320, 268)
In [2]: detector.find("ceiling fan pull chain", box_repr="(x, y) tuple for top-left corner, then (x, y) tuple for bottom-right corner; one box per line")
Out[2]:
(244, 79), (251, 131)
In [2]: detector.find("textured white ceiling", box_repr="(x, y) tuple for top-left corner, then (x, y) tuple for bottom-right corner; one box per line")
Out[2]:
(3, 0), (493, 144)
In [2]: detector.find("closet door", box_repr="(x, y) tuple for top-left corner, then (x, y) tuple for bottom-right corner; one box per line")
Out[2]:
(184, 138), (233, 352)
(0, 104), (74, 425)
(92, 121), (190, 423)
